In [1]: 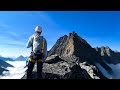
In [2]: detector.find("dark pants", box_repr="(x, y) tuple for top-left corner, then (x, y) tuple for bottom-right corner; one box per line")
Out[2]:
(27, 52), (44, 79)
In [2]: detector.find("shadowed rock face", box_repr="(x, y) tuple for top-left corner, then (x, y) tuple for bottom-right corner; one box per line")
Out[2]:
(0, 67), (9, 75)
(95, 46), (120, 64)
(0, 60), (13, 68)
(0, 59), (14, 75)
(47, 35), (68, 57)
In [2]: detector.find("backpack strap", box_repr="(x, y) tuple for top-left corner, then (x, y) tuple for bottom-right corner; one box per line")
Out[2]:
(31, 34), (36, 52)
(41, 36), (44, 54)
(31, 34), (37, 52)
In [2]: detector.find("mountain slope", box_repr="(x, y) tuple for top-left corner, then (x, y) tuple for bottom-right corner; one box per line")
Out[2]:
(95, 46), (120, 64)
(0, 56), (14, 61)
(0, 59), (14, 75)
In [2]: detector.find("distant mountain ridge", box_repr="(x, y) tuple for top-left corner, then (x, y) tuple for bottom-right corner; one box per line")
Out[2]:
(0, 56), (14, 61)
(95, 46), (120, 64)
(15, 55), (27, 61)
(0, 55), (28, 61)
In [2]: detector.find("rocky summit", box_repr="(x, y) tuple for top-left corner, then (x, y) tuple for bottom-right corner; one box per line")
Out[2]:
(48, 31), (101, 64)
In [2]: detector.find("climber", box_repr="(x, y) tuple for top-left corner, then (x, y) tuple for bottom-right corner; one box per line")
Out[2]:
(26, 26), (47, 79)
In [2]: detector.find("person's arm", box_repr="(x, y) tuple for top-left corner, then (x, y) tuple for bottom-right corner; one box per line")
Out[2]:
(26, 35), (34, 48)
(43, 38), (47, 60)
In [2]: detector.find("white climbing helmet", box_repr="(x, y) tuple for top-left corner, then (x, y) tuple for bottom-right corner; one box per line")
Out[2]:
(35, 26), (42, 32)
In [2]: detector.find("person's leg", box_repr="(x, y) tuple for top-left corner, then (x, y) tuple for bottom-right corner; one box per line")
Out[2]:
(37, 60), (43, 79)
(27, 61), (35, 79)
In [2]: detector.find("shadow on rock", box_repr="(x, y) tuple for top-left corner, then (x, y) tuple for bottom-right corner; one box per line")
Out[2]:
(63, 65), (92, 79)
(45, 56), (64, 64)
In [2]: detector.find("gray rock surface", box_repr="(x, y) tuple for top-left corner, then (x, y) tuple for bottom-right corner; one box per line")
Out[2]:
(95, 46), (120, 64)
(22, 56), (107, 79)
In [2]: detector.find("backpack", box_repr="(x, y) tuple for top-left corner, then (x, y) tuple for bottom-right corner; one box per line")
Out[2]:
(32, 34), (44, 54)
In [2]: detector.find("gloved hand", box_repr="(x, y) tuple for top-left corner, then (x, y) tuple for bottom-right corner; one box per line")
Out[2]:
(31, 51), (34, 54)
(38, 59), (45, 63)
(30, 51), (34, 56)
(41, 59), (45, 63)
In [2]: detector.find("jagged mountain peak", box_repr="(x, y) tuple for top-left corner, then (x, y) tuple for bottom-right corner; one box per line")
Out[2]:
(18, 55), (24, 58)
(100, 46), (110, 49)
(69, 31), (77, 36)
(15, 55), (26, 61)
(48, 32), (101, 64)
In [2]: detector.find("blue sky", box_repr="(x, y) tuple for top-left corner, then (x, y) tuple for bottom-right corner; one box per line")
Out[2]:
(0, 11), (120, 58)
